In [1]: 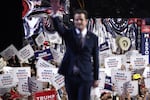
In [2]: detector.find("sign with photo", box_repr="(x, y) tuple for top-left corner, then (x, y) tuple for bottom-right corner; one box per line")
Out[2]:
(141, 25), (150, 55)
(117, 81), (138, 97)
(35, 32), (45, 47)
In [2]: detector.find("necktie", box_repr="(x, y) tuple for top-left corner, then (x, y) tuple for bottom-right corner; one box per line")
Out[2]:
(78, 32), (84, 48)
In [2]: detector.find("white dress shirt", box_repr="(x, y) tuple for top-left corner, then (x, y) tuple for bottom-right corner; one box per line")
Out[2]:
(75, 28), (87, 38)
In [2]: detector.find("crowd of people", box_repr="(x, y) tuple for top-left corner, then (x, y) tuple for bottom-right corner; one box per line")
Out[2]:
(0, 43), (150, 100)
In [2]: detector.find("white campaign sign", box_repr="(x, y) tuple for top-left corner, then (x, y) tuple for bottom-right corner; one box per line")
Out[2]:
(36, 58), (56, 68)
(3, 66), (14, 74)
(17, 80), (31, 95)
(144, 78), (150, 90)
(111, 69), (132, 83)
(50, 47), (64, 64)
(104, 56), (122, 69)
(117, 81), (138, 97)
(13, 67), (31, 81)
(50, 74), (65, 90)
(28, 77), (43, 93)
(0, 44), (18, 60)
(125, 50), (139, 63)
(17, 44), (35, 62)
(130, 55), (149, 69)
(143, 67), (150, 78)
(37, 67), (58, 82)
(99, 49), (112, 68)
(0, 74), (18, 88)
(98, 71), (106, 89)
(46, 32), (62, 44)
(35, 32), (45, 47)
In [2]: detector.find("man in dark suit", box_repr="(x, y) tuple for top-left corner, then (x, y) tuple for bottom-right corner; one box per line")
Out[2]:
(50, 1), (99, 100)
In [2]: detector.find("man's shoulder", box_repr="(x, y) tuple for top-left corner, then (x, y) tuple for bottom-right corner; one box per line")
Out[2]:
(88, 31), (98, 39)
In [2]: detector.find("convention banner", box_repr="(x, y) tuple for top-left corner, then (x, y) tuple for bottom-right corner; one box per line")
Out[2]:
(36, 58), (55, 68)
(0, 44), (18, 60)
(17, 44), (35, 62)
(33, 90), (57, 100)
(34, 48), (53, 61)
(111, 69), (132, 83)
(128, 18), (142, 52)
(141, 25), (150, 55)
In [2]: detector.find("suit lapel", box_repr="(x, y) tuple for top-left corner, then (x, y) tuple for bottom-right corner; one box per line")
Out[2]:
(72, 28), (82, 48)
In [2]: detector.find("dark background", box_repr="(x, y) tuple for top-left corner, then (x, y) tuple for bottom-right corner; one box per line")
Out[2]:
(0, 0), (24, 52)
(0, 0), (150, 52)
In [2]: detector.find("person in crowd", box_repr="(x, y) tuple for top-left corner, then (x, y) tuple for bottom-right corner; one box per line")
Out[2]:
(100, 92), (112, 100)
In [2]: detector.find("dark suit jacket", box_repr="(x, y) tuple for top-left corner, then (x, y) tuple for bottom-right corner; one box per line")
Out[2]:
(52, 17), (99, 81)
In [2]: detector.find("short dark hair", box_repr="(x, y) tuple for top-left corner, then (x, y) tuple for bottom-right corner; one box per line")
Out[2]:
(73, 9), (88, 19)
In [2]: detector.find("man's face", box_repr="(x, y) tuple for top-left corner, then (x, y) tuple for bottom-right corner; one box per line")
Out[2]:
(74, 13), (88, 31)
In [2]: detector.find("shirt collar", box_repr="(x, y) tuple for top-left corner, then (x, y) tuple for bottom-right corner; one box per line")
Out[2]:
(75, 28), (87, 37)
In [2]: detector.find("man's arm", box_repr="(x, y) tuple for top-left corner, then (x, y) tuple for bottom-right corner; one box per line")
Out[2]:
(52, 16), (67, 37)
(93, 36), (99, 80)
(92, 36), (99, 87)
(50, 0), (67, 37)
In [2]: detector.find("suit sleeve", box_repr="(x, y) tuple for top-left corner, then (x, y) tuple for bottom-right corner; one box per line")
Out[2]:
(52, 16), (67, 37)
(92, 36), (99, 80)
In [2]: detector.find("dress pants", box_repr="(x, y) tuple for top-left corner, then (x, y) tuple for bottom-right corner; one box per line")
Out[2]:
(64, 74), (92, 100)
